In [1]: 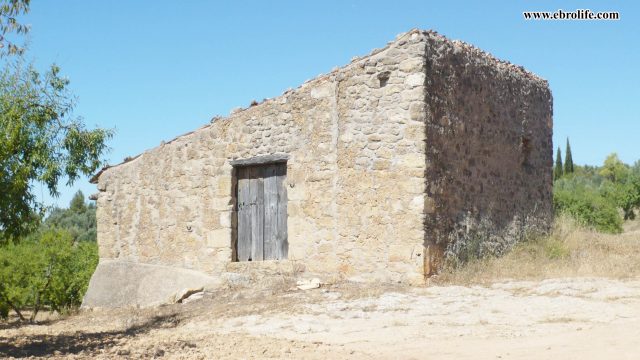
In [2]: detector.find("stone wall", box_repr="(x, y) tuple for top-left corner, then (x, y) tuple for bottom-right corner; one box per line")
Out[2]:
(94, 30), (428, 287)
(422, 32), (553, 268)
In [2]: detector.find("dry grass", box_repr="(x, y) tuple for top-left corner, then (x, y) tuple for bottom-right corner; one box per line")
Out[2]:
(435, 215), (640, 285)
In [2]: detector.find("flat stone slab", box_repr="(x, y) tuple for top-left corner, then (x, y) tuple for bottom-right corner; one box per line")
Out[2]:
(82, 259), (221, 308)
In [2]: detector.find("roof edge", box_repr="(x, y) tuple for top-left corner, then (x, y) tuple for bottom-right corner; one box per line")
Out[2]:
(90, 28), (547, 183)
(89, 29), (422, 183)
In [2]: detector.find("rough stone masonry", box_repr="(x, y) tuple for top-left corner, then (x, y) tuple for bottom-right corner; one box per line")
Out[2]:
(83, 29), (553, 308)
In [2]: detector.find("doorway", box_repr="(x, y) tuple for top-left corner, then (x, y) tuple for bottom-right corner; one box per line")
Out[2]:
(235, 163), (288, 261)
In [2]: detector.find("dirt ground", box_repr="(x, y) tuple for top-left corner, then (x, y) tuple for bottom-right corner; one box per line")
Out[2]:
(1, 276), (640, 359)
(3, 217), (640, 359)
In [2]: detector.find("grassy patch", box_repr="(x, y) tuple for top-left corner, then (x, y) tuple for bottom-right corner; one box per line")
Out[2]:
(434, 215), (640, 285)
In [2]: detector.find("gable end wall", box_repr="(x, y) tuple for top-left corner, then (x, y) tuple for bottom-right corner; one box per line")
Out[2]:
(94, 31), (428, 286)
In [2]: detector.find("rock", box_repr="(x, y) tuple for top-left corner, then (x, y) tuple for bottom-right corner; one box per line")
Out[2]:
(82, 260), (220, 308)
(181, 291), (205, 304)
(171, 287), (204, 304)
(296, 278), (321, 290)
(405, 73), (425, 87)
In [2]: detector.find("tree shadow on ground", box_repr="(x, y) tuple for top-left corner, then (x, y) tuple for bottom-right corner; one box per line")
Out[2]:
(0, 312), (181, 358)
(0, 318), (59, 331)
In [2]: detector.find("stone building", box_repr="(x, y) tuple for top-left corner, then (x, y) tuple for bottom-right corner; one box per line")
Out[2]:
(83, 29), (553, 307)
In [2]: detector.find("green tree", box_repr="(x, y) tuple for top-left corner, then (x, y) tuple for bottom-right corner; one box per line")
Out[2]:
(0, 0), (30, 56)
(618, 177), (640, 220)
(564, 138), (574, 175)
(599, 153), (629, 183)
(43, 191), (97, 243)
(69, 191), (87, 213)
(0, 61), (112, 243)
(554, 147), (563, 180)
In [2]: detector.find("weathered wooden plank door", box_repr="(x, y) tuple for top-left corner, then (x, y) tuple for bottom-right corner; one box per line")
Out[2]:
(236, 163), (287, 261)
(236, 167), (253, 261)
(249, 167), (264, 261)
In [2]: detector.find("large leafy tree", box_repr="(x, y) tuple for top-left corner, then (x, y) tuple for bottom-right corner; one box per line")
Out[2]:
(0, 0), (106, 321)
(0, 0), (112, 243)
(0, 61), (112, 243)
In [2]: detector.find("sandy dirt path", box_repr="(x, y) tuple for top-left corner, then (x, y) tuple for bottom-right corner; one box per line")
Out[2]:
(2, 277), (640, 359)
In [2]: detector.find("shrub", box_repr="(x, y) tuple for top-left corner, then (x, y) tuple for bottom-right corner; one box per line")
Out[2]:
(553, 182), (622, 234)
(0, 229), (98, 321)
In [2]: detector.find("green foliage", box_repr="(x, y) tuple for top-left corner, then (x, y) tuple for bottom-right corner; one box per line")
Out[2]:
(600, 171), (640, 221)
(0, 229), (98, 321)
(0, 60), (112, 242)
(554, 147), (563, 180)
(553, 179), (622, 233)
(42, 191), (97, 243)
(0, 1), (101, 322)
(632, 160), (640, 177)
(599, 153), (629, 183)
(0, 0), (30, 56)
(553, 151), (640, 233)
(616, 178), (640, 220)
(564, 138), (574, 175)
(597, 154), (640, 220)
(41, 233), (98, 314)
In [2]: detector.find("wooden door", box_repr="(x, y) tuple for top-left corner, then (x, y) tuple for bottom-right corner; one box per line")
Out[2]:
(236, 164), (287, 261)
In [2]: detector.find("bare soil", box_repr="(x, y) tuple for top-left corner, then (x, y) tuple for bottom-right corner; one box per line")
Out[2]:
(3, 219), (640, 359)
(1, 277), (640, 359)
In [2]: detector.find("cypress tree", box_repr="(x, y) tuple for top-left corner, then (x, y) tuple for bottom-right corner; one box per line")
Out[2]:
(554, 147), (563, 180)
(564, 138), (574, 174)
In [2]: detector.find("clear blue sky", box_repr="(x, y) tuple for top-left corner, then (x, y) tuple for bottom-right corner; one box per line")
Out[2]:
(21, 1), (639, 207)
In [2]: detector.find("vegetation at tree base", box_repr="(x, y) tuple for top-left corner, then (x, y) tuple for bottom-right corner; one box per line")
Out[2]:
(564, 138), (574, 175)
(0, 193), (98, 321)
(554, 147), (563, 180)
(553, 152), (640, 233)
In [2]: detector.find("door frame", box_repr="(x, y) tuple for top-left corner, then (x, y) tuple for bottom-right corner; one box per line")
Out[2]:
(230, 154), (289, 262)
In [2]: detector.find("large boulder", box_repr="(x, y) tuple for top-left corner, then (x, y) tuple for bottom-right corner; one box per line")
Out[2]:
(82, 259), (221, 308)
